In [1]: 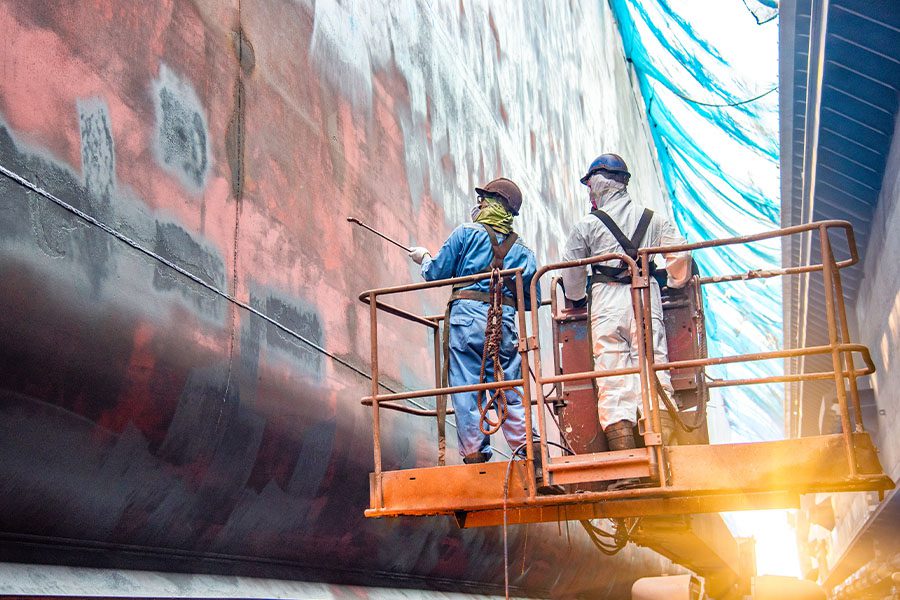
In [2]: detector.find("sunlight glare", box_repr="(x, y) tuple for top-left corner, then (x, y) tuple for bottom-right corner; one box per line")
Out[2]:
(724, 509), (801, 578)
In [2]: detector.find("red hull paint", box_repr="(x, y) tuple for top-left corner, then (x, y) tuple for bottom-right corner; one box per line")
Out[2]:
(0, 1), (674, 596)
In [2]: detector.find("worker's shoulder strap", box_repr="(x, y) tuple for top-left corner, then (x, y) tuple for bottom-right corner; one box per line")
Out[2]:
(632, 208), (654, 251)
(482, 224), (519, 269)
(591, 208), (654, 258)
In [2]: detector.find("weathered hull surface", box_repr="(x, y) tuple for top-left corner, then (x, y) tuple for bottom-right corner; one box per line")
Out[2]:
(0, 1), (673, 596)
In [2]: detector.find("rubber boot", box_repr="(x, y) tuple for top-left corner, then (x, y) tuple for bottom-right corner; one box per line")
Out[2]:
(531, 444), (564, 495)
(604, 420), (641, 491)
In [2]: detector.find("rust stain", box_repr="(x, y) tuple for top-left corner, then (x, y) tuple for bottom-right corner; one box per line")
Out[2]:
(0, 0), (678, 596)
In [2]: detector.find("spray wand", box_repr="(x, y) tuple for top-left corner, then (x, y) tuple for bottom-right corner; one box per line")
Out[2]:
(346, 217), (412, 253)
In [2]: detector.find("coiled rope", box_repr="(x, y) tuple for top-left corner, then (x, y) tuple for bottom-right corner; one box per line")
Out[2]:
(476, 266), (521, 435)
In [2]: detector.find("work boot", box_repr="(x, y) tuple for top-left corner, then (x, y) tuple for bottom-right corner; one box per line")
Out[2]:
(463, 452), (490, 464)
(604, 420), (641, 491)
(531, 444), (564, 495)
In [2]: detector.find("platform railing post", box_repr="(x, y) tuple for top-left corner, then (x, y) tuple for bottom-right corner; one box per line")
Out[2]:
(434, 321), (448, 465)
(370, 291), (384, 506)
(635, 253), (667, 486)
(692, 275), (710, 418)
(825, 231), (864, 432)
(819, 226), (857, 476)
(549, 277), (564, 403)
(516, 270), (537, 498)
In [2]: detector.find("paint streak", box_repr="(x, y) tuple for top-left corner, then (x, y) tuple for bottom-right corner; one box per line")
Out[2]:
(259, 294), (325, 379)
(0, 0), (681, 596)
(152, 221), (227, 319)
(78, 99), (116, 202)
(153, 64), (212, 193)
(225, 26), (253, 201)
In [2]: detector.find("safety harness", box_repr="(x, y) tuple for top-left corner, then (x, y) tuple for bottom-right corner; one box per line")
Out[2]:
(589, 209), (705, 437)
(590, 208), (656, 284)
(437, 224), (519, 465)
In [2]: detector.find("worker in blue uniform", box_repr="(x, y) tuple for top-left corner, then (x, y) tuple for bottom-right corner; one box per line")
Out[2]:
(408, 178), (541, 465)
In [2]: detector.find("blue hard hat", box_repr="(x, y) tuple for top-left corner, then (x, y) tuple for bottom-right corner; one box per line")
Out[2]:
(580, 153), (630, 186)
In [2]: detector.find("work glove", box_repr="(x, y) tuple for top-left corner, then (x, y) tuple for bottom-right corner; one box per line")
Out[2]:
(408, 246), (431, 265)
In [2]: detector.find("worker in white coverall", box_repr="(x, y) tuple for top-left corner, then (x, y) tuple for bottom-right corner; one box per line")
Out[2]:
(561, 154), (691, 489)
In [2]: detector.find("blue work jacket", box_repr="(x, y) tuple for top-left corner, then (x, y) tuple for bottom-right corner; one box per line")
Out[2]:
(420, 222), (541, 312)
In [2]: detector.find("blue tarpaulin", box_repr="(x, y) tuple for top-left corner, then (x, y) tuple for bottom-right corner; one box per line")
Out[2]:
(608, 0), (782, 441)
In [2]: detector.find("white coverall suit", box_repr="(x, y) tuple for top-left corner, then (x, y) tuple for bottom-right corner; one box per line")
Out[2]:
(561, 187), (691, 430)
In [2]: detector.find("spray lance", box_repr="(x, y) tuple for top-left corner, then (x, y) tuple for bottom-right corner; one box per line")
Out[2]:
(346, 217), (412, 253)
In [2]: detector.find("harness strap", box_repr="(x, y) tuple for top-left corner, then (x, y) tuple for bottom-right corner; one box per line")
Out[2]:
(591, 208), (653, 258)
(450, 288), (516, 307)
(631, 209), (653, 254)
(482, 224), (520, 296)
(592, 265), (634, 284)
(482, 224), (518, 268)
(436, 225), (520, 463)
(592, 209), (637, 257)
(590, 208), (655, 284)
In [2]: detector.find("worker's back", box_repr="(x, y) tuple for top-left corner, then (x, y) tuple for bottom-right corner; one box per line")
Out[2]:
(417, 212), (540, 464)
(560, 186), (691, 438)
(422, 222), (540, 308)
(563, 190), (687, 284)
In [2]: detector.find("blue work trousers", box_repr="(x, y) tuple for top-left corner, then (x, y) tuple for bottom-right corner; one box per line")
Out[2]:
(447, 299), (537, 462)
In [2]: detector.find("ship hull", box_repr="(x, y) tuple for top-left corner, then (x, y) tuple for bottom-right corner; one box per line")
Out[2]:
(0, 0), (675, 596)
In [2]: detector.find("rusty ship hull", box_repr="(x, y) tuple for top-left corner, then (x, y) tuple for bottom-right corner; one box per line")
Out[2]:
(0, 1), (677, 596)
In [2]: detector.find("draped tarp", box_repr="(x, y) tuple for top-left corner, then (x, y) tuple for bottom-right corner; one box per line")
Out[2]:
(608, 0), (782, 441)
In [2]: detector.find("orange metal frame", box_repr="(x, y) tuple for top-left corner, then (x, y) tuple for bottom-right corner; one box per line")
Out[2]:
(359, 220), (893, 526)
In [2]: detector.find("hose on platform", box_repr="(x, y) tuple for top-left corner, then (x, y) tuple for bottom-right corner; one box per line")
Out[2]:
(580, 518), (632, 556)
(655, 374), (707, 433)
(528, 365), (576, 454)
(502, 442), (527, 600)
(501, 440), (574, 599)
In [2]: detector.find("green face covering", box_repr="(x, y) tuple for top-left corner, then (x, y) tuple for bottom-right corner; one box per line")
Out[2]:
(472, 197), (514, 234)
